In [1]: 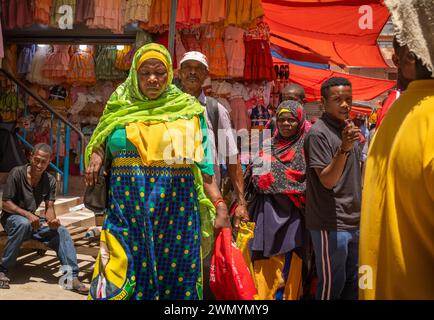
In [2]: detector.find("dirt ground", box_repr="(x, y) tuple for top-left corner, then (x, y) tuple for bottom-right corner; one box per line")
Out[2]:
(0, 250), (95, 300)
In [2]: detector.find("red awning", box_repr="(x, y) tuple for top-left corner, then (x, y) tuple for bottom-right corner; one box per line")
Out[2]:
(350, 106), (373, 117)
(273, 57), (396, 101)
(263, 0), (390, 67)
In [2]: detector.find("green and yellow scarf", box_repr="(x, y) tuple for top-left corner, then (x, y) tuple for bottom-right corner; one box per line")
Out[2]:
(85, 43), (215, 257)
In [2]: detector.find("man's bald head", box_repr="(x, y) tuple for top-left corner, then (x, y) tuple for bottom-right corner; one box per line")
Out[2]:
(281, 84), (306, 104)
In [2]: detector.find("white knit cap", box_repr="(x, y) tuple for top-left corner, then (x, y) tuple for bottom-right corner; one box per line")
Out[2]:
(179, 51), (209, 70)
(385, 0), (434, 77)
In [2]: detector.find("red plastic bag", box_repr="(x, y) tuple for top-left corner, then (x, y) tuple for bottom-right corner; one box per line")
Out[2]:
(209, 228), (258, 300)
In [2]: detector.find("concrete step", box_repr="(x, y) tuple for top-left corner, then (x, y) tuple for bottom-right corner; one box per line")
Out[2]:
(35, 196), (82, 217)
(58, 205), (96, 228)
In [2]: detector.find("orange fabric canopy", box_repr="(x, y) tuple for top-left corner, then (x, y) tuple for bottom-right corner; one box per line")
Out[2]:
(273, 57), (395, 101)
(263, 0), (390, 67)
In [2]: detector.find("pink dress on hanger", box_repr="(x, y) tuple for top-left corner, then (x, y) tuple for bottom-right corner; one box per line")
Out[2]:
(225, 26), (245, 78)
(229, 82), (250, 131)
(86, 0), (123, 34)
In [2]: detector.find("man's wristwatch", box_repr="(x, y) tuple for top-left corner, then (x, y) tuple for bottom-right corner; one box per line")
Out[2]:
(338, 147), (351, 157)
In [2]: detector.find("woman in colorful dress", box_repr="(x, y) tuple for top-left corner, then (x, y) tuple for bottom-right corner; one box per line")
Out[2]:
(247, 100), (307, 300)
(85, 43), (230, 300)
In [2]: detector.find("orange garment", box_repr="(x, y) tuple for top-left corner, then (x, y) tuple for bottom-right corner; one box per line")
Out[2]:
(176, 0), (201, 29)
(201, 0), (226, 24)
(201, 24), (228, 78)
(253, 252), (303, 300)
(34, 0), (53, 25)
(141, 0), (171, 33)
(87, 0), (123, 34)
(66, 46), (96, 86)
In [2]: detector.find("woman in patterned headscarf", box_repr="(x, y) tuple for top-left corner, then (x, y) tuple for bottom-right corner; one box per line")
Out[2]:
(85, 43), (230, 300)
(247, 100), (307, 300)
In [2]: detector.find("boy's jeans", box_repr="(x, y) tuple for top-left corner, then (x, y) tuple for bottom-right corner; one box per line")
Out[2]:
(0, 214), (79, 278)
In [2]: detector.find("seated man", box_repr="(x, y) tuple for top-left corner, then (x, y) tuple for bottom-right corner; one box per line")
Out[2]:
(0, 143), (88, 294)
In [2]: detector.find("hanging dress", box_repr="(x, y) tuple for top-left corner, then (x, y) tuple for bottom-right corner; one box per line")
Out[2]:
(41, 44), (71, 84)
(95, 46), (128, 80)
(244, 19), (275, 81)
(176, 0), (201, 29)
(200, 24), (228, 78)
(17, 45), (37, 77)
(224, 26), (245, 78)
(75, 0), (95, 24)
(86, 0), (123, 34)
(201, 0), (226, 24)
(26, 46), (57, 86)
(229, 82), (251, 132)
(66, 45), (97, 86)
(1, 0), (33, 30)
(123, 0), (152, 26)
(34, 0), (53, 25)
(140, 0), (171, 33)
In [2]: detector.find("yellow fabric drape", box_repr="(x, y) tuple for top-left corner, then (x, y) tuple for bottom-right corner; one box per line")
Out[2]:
(126, 117), (205, 166)
(253, 252), (303, 300)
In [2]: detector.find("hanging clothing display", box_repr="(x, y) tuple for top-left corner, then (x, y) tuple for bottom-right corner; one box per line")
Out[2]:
(226, 0), (264, 27)
(34, 0), (53, 25)
(176, 0), (201, 29)
(17, 45), (36, 76)
(225, 26), (245, 78)
(66, 46), (97, 86)
(2, 45), (18, 77)
(26, 46), (57, 86)
(229, 82), (250, 131)
(201, 24), (228, 78)
(201, 0), (226, 24)
(123, 0), (152, 26)
(180, 28), (202, 52)
(114, 45), (134, 71)
(1, 0), (33, 30)
(140, 0), (171, 33)
(41, 45), (71, 83)
(75, 0), (95, 24)
(244, 19), (275, 81)
(50, 0), (77, 28)
(86, 0), (123, 34)
(95, 45), (128, 80)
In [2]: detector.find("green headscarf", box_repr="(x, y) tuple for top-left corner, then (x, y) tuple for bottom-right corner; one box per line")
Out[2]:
(85, 43), (204, 166)
(85, 43), (216, 257)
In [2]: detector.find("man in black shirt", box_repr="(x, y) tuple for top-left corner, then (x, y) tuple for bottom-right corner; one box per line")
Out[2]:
(0, 143), (88, 294)
(304, 77), (362, 300)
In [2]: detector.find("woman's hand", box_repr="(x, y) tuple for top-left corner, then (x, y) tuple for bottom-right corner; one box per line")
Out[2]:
(232, 203), (250, 230)
(214, 202), (231, 232)
(85, 152), (103, 186)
